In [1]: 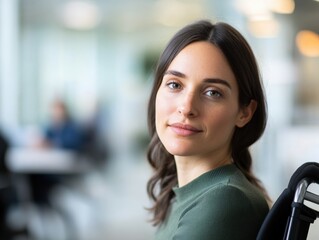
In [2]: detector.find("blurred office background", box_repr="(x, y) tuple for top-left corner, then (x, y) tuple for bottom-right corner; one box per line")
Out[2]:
(0, 0), (319, 239)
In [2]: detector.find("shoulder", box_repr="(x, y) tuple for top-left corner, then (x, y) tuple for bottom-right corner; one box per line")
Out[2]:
(175, 184), (268, 240)
(184, 184), (259, 220)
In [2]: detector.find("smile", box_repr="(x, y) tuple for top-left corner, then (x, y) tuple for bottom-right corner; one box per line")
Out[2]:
(169, 123), (202, 136)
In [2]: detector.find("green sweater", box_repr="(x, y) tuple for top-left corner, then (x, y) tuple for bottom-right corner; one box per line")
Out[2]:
(155, 164), (269, 240)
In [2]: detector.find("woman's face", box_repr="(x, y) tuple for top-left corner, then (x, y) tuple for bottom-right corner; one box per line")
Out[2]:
(155, 41), (252, 160)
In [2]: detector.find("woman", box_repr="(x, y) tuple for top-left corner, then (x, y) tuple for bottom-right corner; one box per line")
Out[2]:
(147, 20), (270, 240)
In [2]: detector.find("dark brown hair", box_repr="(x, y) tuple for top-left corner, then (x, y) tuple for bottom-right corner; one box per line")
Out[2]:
(147, 20), (268, 226)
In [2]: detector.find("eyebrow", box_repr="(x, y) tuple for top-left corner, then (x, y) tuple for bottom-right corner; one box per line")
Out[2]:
(164, 70), (186, 78)
(164, 70), (232, 89)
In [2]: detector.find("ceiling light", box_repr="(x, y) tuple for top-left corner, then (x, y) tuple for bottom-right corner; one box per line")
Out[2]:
(60, 1), (100, 30)
(235, 0), (269, 16)
(296, 30), (319, 57)
(269, 0), (295, 14)
(248, 16), (279, 38)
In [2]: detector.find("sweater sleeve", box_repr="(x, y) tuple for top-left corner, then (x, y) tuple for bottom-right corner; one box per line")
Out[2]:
(173, 185), (267, 240)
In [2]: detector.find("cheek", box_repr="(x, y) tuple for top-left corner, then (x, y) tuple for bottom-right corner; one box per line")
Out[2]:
(155, 91), (174, 125)
(207, 107), (239, 133)
(155, 94), (165, 133)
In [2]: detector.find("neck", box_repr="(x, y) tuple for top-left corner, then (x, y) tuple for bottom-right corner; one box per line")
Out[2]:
(175, 154), (232, 187)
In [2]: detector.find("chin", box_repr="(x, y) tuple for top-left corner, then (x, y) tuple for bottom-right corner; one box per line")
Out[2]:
(162, 138), (191, 153)
(165, 146), (195, 157)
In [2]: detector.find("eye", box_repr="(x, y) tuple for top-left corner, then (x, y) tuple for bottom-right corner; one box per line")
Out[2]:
(205, 89), (223, 98)
(167, 81), (181, 90)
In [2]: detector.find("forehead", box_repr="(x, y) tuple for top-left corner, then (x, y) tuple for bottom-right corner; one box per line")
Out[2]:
(166, 41), (236, 84)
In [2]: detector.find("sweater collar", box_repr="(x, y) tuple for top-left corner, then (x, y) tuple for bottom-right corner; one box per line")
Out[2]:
(173, 164), (238, 202)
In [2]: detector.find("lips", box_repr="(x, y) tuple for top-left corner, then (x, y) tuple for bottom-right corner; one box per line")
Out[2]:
(169, 123), (202, 136)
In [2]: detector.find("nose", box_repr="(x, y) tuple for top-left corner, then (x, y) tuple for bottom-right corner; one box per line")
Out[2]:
(177, 92), (199, 117)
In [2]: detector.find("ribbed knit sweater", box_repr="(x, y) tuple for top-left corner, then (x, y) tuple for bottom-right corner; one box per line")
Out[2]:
(155, 164), (269, 240)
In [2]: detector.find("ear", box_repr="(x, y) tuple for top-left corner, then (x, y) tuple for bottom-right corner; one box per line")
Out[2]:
(236, 100), (257, 128)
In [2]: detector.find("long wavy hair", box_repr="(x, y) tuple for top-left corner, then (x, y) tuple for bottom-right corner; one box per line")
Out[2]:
(147, 20), (269, 226)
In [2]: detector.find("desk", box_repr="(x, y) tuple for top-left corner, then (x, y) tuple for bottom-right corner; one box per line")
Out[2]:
(5, 148), (89, 239)
(6, 148), (90, 174)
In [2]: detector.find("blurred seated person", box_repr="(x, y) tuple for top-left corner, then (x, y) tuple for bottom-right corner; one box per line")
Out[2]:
(38, 99), (84, 151)
(31, 99), (85, 206)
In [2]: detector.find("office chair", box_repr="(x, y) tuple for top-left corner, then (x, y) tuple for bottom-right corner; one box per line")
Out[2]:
(257, 162), (319, 240)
